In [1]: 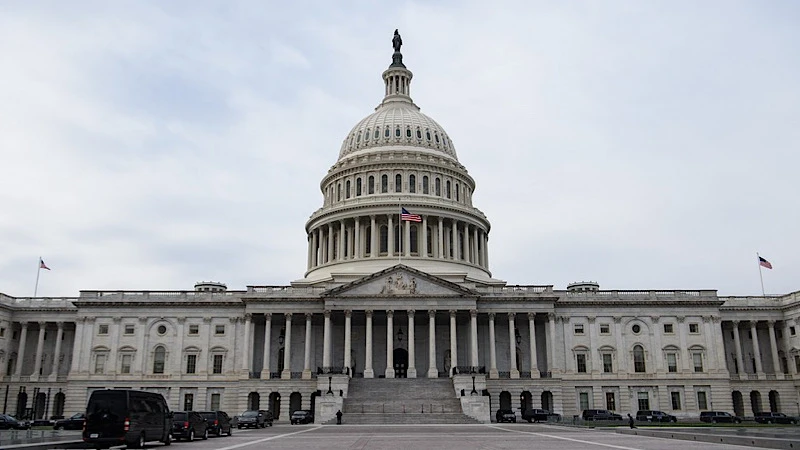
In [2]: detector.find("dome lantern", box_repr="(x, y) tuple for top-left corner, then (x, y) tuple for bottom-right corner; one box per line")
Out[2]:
(380, 30), (414, 107)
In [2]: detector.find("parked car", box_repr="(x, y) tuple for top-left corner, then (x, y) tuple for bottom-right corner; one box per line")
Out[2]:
(522, 408), (561, 423)
(53, 413), (86, 430)
(238, 410), (270, 428)
(754, 412), (799, 424)
(290, 410), (314, 424)
(636, 410), (677, 423)
(582, 409), (623, 421)
(83, 389), (172, 449)
(0, 414), (31, 430)
(171, 411), (208, 441)
(200, 410), (233, 436)
(495, 409), (516, 423)
(699, 411), (742, 423)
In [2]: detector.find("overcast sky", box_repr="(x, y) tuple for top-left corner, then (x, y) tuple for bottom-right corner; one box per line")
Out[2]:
(1, 1), (797, 298)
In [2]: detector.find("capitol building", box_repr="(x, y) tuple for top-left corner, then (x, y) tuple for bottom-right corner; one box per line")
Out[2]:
(1, 33), (798, 425)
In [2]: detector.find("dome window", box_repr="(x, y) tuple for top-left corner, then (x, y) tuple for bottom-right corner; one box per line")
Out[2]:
(395, 174), (402, 192)
(381, 174), (388, 193)
(422, 176), (429, 194)
(446, 180), (451, 199)
(435, 178), (441, 196)
(337, 183), (342, 202)
(368, 176), (375, 194)
(375, 128), (380, 139)
(409, 175), (416, 193)
(346, 180), (351, 199)
(434, 132), (440, 143)
(385, 128), (390, 138)
(395, 127), (401, 137)
(416, 129), (422, 139)
(365, 129), (370, 141)
(455, 183), (460, 201)
(356, 178), (362, 196)
(406, 128), (412, 138)
(426, 130), (431, 141)
(356, 132), (361, 143)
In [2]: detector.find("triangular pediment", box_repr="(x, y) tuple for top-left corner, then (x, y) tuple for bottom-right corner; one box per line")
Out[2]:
(323, 265), (477, 298)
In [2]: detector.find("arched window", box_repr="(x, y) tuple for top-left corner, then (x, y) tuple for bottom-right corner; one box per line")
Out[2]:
(409, 175), (416, 193)
(633, 345), (646, 373)
(379, 225), (388, 253)
(374, 128), (380, 139)
(365, 226), (372, 255)
(410, 225), (418, 254)
(365, 128), (370, 142)
(356, 178), (362, 196)
(406, 127), (412, 138)
(356, 131), (361, 143)
(422, 176), (429, 194)
(381, 175), (388, 193)
(395, 127), (401, 137)
(384, 128), (390, 138)
(337, 183), (341, 202)
(416, 128), (422, 139)
(345, 180), (351, 199)
(455, 183), (459, 201)
(435, 178), (441, 196)
(395, 174), (402, 192)
(446, 180), (451, 199)
(153, 345), (166, 374)
(434, 132), (440, 143)
(368, 176), (375, 194)
(426, 129), (431, 141)
(332, 232), (338, 260)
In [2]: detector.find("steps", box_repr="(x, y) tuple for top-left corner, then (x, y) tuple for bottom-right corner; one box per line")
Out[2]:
(337, 378), (480, 424)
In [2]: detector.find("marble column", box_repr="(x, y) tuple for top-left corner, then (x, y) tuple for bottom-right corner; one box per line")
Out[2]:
(421, 216), (428, 257)
(322, 311), (332, 368)
(364, 310), (374, 378)
(31, 322), (47, 380)
(713, 317), (727, 372)
(303, 313), (312, 379)
(750, 321), (764, 374)
(69, 319), (85, 375)
(311, 230), (319, 266)
(50, 322), (64, 380)
(449, 310), (458, 375)
(354, 217), (361, 259)
(15, 322), (29, 377)
(651, 317), (663, 372)
(242, 314), (252, 374)
(450, 221), (458, 259)
(281, 314), (292, 379)
(437, 217), (444, 259)
(370, 216), (377, 258)
(732, 321), (744, 376)
(509, 313), (519, 378)
(469, 310), (478, 367)
(404, 219), (411, 257)
(339, 221), (345, 260)
(427, 310), (437, 378)
(462, 224), (469, 262)
(784, 320), (797, 375)
(261, 313), (272, 379)
(488, 313), (498, 378)
(547, 314), (557, 374)
(473, 226), (479, 264)
(614, 317), (625, 373)
(407, 310), (416, 378)
(307, 233), (313, 269)
(388, 215), (394, 257)
(528, 313), (538, 378)
(385, 310), (395, 378)
(767, 321), (781, 376)
(327, 224), (334, 263)
(588, 317), (599, 374)
(678, 317), (689, 372)
(344, 310), (352, 376)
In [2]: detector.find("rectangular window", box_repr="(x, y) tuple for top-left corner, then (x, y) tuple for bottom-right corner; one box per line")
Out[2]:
(188, 324), (199, 335)
(120, 354), (132, 374)
(663, 323), (674, 334)
(599, 324), (610, 334)
(666, 353), (678, 373)
(605, 392), (616, 411)
(579, 392), (590, 411)
(602, 353), (613, 373)
(671, 392), (682, 410)
(0, 327), (6, 337)
(98, 324), (109, 335)
(213, 354), (224, 374)
(794, 355), (800, 372)
(215, 325), (225, 335)
(210, 393), (221, 411)
(637, 392), (650, 411)
(791, 326), (796, 336)
(693, 353), (704, 372)
(689, 323), (699, 333)
(576, 354), (587, 373)
(94, 354), (107, 374)
(574, 324), (584, 335)
(184, 394), (194, 411)
(696, 391), (708, 410)
(186, 355), (197, 374)
(124, 324), (135, 335)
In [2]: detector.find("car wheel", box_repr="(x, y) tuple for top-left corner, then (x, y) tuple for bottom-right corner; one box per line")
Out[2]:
(164, 432), (171, 446)
(238, 425), (242, 429)
(131, 433), (146, 449)
(227, 427), (233, 436)
(202, 428), (209, 440)
(188, 429), (195, 442)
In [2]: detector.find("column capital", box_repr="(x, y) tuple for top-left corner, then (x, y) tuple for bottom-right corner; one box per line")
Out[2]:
(264, 313), (272, 320)
(202, 317), (212, 323)
(56, 321), (65, 329)
(112, 316), (122, 323)
(613, 317), (622, 324)
(449, 310), (457, 318)
(229, 317), (239, 323)
(701, 315), (712, 323)
(508, 312), (516, 321)
(488, 312), (496, 320)
(285, 313), (293, 319)
(176, 317), (186, 324)
(711, 316), (721, 324)
(407, 309), (415, 317)
(470, 309), (478, 318)
(38, 321), (47, 327)
(527, 312), (536, 321)
(428, 310), (436, 317)
(547, 313), (556, 321)
(365, 310), (373, 317)
(86, 317), (96, 323)
(559, 316), (570, 324)
(386, 310), (394, 318)
(244, 313), (253, 321)
(345, 310), (352, 318)
(650, 316), (660, 324)
(323, 310), (331, 318)
(749, 320), (758, 328)
(768, 319), (777, 326)
(305, 313), (313, 320)
(732, 320), (740, 326)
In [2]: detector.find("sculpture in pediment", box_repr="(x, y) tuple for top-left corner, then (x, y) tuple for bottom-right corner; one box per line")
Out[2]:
(379, 274), (417, 295)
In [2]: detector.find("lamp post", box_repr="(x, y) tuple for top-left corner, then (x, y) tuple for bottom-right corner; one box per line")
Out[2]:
(327, 376), (333, 395)
(471, 376), (477, 395)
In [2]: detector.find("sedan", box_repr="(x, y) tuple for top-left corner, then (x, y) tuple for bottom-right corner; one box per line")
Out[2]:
(0, 414), (31, 430)
(53, 413), (85, 430)
(290, 410), (314, 425)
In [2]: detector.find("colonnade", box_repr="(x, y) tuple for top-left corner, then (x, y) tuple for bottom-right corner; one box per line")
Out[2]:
(727, 320), (797, 376)
(6, 321), (66, 381)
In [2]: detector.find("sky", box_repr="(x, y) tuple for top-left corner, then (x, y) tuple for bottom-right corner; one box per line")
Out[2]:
(1, 1), (798, 298)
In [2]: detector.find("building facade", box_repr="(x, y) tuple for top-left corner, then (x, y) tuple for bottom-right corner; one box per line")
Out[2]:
(1, 35), (799, 423)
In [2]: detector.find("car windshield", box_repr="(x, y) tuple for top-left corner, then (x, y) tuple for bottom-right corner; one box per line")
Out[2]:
(242, 411), (259, 417)
(87, 391), (127, 421)
(71, 413), (84, 419)
(200, 412), (216, 419)
(292, 411), (307, 416)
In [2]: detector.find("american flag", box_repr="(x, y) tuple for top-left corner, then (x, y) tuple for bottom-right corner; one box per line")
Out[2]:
(759, 256), (773, 270)
(39, 258), (51, 270)
(401, 207), (422, 222)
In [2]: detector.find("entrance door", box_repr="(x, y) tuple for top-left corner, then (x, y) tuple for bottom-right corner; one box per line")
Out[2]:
(393, 348), (408, 378)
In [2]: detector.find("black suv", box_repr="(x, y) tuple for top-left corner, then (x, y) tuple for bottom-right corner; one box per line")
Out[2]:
(53, 413), (85, 430)
(636, 410), (677, 423)
(754, 412), (799, 424)
(582, 409), (623, 421)
(495, 409), (516, 423)
(290, 410), (314, 425)
(699, 411), (742, 423)
(171, 411), (209, 441)
(200, 411), (233, 436)
(238, 410), (271, 428)
(522, 409), (561, 423)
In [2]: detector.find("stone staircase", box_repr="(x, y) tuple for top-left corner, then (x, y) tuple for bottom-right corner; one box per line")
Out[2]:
(333, 378), (480, 424)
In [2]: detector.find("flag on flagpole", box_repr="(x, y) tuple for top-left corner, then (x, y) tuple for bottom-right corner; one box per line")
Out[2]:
(400, 207), (422, 222)
(758, 256), (772, 270)
(39, 258), (51, 270)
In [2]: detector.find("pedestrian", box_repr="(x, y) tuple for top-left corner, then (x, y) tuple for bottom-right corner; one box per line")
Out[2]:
(336, 409), (343, 425)
(627, 413), (636, 429)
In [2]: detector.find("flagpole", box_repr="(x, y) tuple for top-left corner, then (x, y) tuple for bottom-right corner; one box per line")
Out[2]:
(757, 252), (765, 297)
(34, 257), (42, 298)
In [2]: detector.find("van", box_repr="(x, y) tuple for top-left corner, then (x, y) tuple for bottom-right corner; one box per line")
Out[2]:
(83, 389), (172, 449)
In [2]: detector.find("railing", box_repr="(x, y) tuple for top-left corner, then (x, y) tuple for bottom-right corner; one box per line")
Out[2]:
(270, 372), (281, 379)
(452, 366), (485, 375)
(318, 367), (348, 375)
(747, 373), (759, 380)
(765, 374), (777, 380)
(539, 371), (552, 378)
(348, 403), (461, 414)
(247, 286), (327, 295)
(0, 429), (69, 447)
(291, 372), (303, 379)
(497, 372), (510, 379)
(476, 285), (552, 294)
(79, 290), (246, 299)
(519, 371), (531, 378)
(566, 289), (716, 298)
(249, 372), (261, 379)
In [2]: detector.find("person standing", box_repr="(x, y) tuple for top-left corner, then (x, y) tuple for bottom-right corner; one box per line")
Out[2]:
(336, 410), (343, 425)
(627, 413), (636, 429)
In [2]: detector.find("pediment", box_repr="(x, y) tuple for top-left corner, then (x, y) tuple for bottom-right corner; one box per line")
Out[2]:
(323, 265), (477, 298)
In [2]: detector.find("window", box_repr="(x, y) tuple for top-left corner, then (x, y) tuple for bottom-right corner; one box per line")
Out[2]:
(573, 324), (584, 335)
(633, 345), (646, 372)
(455, 183), (459, 201)
(666, 353), (677, 373)
(599, 324), (610, 335)
(632, 324), (641, 334)
(696, 391), (708, 410)
(124, 324), (135, 335)
(395, 127), (401, 137)
(381, 175), (388, 193)
(663, 323), (674, 334)
(795, 355), (800, 372)
(395, 174), (402, 192)
(215, 325), (225, 335)
(416, 128), (422, 139)
(602, 353), (613, 373)
(368, 176), (375, 194)
(213, 354), (224, 374)
(157, 325), (167, 335)
(385, 127), (390, 137)
(379, 225), (388, 253)
(374, 128), (380, 139)
(422, 176), (429, 194)
(445, 180), (451, 198)
(210, 393), (221, 411)
(406, 127), (412, 138)
(94, 353), (107, 374)
(689, 323), (699, 333)
(153, 346), (166, 374)
(579, 392), (589, 410)
(346, 180), (351, 198)
(576, 354), (587, 373)
(605, 392), (616, 411)
(120, 354), (132, 374)
(186, 354), (197, 374)
(435, 178), (441, 196)
(693, 353), (704, 372)
(98, 324), (109, 335)
(790, 326), (796, 336)
(184, 394), (194, 411)
(426, 130), (431, 141)
(637, 392), (650, 411)
(0, 327), (4, 338)
(671, 392), (682, 410)
(188, 325), (199, 335)
(409, 175), (416, 193)
(356, 178), (362, 196)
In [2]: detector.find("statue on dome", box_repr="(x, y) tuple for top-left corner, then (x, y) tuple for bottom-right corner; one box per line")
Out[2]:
(392, 29), (402, 53)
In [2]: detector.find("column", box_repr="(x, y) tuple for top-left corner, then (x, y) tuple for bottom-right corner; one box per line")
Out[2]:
(339, 221), (345, 260)
(174, 317), (185, 375)
(732, 321), (744, 376)
(354, 217), (361, 259)
(69, 319), (85, 375)
(473, 226), (479, 264)
(311, 230), (319, 266)
(702, 317), (718, 373)
(614, 317), (626, 373)
(281, 313), (292, 379)
(528, 313), (538, 378)
(678, 316), (689, 373)
(344, 310), (352, 376)
(322, 311), (332, 368)
(462, 223), (469, 262)
(242, 314), (252, 374)
(449, 310), (458, 375)
(588, 316), (599, 374)
(31, 322), (47, 380)
(488, 313), (498, 378)
(364, 310), (374, 378)
(713, 317), (727, 372)
(421, 216), (428, 258)
(303, 313), (312, 379)
(370, 216), (377, 258)
(50, 322), (64, 380)
(137, 317), (147, 374)
(437, 217), (444, 258)
(407, 310), (416, 378)
(388, 215), (394, 257)
(14, 322), (28, 377)
(450, 221), (457, 259)
(469, 310), (478, 367)
(427, 310), (438, 378)
(385, 310), (395, 378)
(651, 317), (663, 372)
(767, 321), (781, 376)
(327, 224), (334, 263)
(562, 317), (573, 373)
(509, 313), (519, 378)
(750, 321), (764, 374)
(307, 233), (313, 269)
(547, 314), (557, 374)
(404, 219), (411, 257)
(483, 234), (489, 268)
(261, 313), (272, 379)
